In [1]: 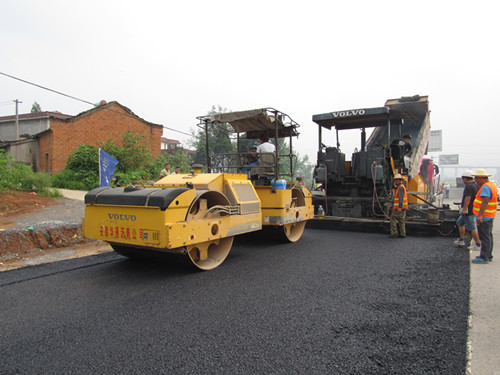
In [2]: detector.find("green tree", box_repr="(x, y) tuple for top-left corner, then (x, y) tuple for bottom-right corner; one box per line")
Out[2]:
(273, 138), (314, 186)
(293, 153), (315, 188)
(99, 130), (152, 173)
(31, 101), (41, 113)
(191, 105), (235, 169)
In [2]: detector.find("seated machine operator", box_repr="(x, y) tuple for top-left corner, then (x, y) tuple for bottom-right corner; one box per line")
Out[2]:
(245, 135), (276, 172)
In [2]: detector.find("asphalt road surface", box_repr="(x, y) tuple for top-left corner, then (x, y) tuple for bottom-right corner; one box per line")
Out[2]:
(0, 228), (468, 375)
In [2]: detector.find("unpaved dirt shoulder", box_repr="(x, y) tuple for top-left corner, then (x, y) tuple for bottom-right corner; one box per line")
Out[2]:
(0, 240), (112, 271)
(0, 190), (113, 271)
(0, 224), (113, 271)
(0, 190), (57, 228)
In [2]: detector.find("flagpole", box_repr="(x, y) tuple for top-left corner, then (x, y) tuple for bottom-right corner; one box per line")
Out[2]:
(98, 148), (101, 187)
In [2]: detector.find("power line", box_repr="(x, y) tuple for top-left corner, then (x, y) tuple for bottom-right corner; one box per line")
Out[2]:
(0, 71), (195, 139)
(0, 71), (95, 106)
(163, 126), (193, 137)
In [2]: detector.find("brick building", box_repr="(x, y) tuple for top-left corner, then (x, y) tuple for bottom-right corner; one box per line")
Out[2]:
(0, 101), (163, 173)
(161, 137), (181, 152)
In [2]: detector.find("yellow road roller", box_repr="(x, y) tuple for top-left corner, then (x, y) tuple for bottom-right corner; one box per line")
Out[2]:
(83, 108), (314, 270)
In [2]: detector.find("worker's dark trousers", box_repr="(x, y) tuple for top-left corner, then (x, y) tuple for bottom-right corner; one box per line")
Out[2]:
(477, 219), (494, 260)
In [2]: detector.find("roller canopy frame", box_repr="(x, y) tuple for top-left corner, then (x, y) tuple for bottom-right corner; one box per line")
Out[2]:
(198, 107), (300, 139)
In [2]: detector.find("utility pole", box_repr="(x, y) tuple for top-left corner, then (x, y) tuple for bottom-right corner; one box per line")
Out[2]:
(14, 99), (22, 140)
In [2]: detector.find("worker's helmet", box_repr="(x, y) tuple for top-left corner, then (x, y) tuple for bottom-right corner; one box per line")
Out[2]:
(393, 173), (403, 180)
(473, 168), (492, 177)
(461, 170), (474, 178)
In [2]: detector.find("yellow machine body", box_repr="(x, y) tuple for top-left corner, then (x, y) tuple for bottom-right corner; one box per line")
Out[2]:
(255, 185), (314, 225)
(407, 174), (428, 204)
(83, 172), (313, 270)
(84, 173), (262, 249)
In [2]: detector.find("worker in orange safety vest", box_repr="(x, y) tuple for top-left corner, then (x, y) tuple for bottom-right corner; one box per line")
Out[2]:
(389, 173), (408, 238)
(471, 168), (498, 263)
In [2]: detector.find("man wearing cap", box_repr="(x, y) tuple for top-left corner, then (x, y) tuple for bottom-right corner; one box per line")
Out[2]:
(390, 135), (413, 167)
(454, 170), (480, 248)
(391, 134), (413, 155)
(389, 173), (408, 238)
(471, 168), (498, 264)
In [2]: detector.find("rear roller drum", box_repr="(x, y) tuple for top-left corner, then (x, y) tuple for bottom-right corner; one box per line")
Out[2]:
(282, 221), (306, 242)
(281, 187), (307, 242)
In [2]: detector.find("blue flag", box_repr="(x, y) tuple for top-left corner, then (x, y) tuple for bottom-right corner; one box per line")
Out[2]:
(99, 148), (119, 187)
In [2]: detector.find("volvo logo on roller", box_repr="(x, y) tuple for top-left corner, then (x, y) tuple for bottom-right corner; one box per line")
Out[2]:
(107, 213), (137, 221)
(331, 109), (366, 118)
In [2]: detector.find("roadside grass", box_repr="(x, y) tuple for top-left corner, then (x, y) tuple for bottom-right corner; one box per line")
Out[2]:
(34, 188), (62, 198)
(1, 151), (62, 198)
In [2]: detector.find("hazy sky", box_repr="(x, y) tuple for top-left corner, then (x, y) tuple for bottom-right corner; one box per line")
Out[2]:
(1, 0), (499, 170)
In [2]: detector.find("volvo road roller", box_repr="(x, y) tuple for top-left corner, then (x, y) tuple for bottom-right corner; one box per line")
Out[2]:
(83, 108), (314, 270)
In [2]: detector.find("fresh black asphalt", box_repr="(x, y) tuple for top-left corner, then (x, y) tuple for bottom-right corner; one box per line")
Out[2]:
(0, 228), (469, 374)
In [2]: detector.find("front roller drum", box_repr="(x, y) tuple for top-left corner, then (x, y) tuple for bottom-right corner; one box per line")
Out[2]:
(185, 236), (234, 271)
(184, 190), (234, 270)
(111, 191), (234, 271)
(110, 236), (234, 271)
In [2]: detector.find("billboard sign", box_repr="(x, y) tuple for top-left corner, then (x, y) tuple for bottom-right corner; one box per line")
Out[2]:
(428, 130), (442, 152)
(439, 154), (459, 165)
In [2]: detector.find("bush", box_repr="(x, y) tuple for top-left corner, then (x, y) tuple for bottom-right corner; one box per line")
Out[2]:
(0, 151), (62, 196)
(0, 150), (35, 192)
(52, 169), (99, 191)
(51, 144), (100, 191)
(66, 144), (99, 174)
(23, 172), (51, 190)
(22, 172), (61, 196)
(39, 188), (62, 198)
(114, 170), (152, 186)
